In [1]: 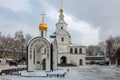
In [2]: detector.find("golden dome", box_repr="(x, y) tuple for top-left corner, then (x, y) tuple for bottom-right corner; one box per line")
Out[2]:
(60, 7), (64, 13)
(39, 12), (47, 31)
(39, 23), (47, 31)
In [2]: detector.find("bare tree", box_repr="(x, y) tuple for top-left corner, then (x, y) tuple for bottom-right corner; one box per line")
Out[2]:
(24, 34), (32, 52)
(98, 42), (106, 56)
(25, 34), (32, 44)
(86, 45), (94, 56)
(14, 31), (25, 52)
(106, 36), (120, 65)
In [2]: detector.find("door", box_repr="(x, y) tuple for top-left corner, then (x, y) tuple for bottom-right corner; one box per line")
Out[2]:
(79, 59), (83, 65)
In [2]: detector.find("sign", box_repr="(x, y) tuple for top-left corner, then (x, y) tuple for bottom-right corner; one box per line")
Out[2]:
(50, 35), (56, 38)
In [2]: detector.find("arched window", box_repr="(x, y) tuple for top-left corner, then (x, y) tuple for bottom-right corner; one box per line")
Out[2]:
(79, 48), (82, 54)
(75, 48), (77, 54)
(70, 48), (73, 54)
(61, 37), (64, 42)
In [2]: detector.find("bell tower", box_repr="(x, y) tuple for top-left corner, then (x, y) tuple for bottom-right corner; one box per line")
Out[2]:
(55, 0), (71, 52)
(56, 0), (67, 32)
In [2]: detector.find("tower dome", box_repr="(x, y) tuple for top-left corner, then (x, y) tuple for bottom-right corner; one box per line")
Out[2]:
(39, 23), (47, 31)
(60, 7), (64, 13)
(59, 0), (64, 13)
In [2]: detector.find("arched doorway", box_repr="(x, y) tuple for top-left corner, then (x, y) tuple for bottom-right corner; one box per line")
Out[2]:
(61, 56), (67, 64)
(42, 59), (46, 70)
(79, 59), (83, 65)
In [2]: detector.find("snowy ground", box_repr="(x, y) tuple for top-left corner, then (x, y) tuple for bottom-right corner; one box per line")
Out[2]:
(0, 65), (120, 80)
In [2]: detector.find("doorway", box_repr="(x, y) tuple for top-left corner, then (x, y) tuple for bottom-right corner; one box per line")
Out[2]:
(42, 59), (46, 70)
(61, 56), (67, 64)
(79, 59), (83, 65)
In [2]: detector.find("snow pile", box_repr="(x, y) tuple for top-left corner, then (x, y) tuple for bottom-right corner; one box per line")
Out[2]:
(47, 69), (67, 77)
(49, 69), (67, 74)
(21, 69), (67, 77)
(21, 71), (46, 77)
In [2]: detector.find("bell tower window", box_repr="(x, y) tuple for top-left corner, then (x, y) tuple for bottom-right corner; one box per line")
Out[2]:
(61, 27), (63, 30)
(61, 37), (64, 42)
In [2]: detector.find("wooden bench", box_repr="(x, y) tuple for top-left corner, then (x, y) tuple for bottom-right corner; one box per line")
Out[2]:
(0, 67), (26, 76)
(18, 67), (26, 71)
(1, 69), (10, 75)
(1, 68), (18, 75)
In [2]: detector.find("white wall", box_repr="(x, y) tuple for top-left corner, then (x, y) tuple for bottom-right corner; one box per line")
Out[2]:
(69, 54), (86, 66)
(58, 53), (86, 66)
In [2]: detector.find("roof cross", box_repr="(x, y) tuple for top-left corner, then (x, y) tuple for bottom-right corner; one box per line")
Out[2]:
(60, 0), (62, 8)
(41, 11), (46, 22)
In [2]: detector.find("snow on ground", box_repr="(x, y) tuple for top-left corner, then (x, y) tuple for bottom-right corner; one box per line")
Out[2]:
(0, 77), (9, 80)
(0, 65), (120, 80)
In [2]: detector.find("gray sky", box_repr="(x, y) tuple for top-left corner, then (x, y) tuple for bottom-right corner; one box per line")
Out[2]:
(0, 0), (120, 46)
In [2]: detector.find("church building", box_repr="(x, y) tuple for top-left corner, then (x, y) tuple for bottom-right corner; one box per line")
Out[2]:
(55, 3), (86, 66)
(27, 1), (86, 72)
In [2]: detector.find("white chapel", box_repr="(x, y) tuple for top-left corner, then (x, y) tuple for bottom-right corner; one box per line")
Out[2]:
(27, 12), (57, 72)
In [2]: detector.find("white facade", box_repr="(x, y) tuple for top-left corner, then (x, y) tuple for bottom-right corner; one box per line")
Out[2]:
(28, 37), (50, 71)
(27, 37), (58, 72)
(57, 45), (86, 66)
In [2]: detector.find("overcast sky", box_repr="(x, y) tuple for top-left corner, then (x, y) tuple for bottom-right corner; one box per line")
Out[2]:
(0, 0), (120, 46)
